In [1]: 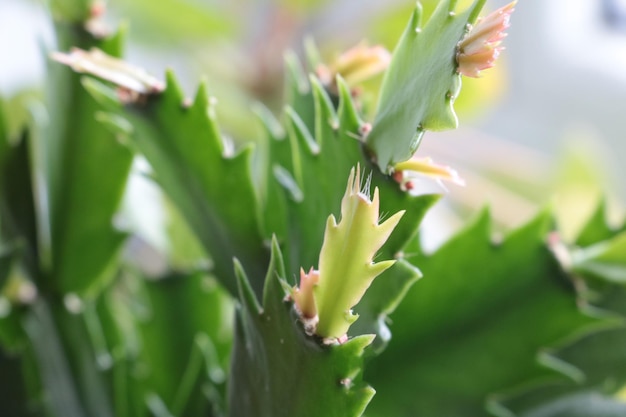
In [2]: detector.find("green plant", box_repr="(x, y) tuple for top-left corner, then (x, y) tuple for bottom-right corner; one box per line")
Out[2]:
(1, 1), (626, 417)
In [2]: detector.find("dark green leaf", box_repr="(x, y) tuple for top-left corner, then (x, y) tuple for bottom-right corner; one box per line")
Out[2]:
(497, 213), (626, 417)
(125, 73), (268, 296)
(0, 132), (40, 283)
(228, 238), (375, 417)
(42, 27), (133, 295)
(136, 271), (233, 417)
(366, 210), (602, 417)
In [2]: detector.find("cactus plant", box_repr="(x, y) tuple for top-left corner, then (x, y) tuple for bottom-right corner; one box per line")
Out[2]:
(1, 1), (626, 417)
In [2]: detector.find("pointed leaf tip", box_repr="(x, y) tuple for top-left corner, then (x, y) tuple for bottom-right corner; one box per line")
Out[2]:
(234, 258), (262, 314)
(192, 81), (211, 110)
(412, 2), (424, 32)
(310, 74), (339, 133)
(285, 106), (319, 156)
(336, 75), (361, 132)
(262, 235), (288, 308)
(164, 70), (185, 101)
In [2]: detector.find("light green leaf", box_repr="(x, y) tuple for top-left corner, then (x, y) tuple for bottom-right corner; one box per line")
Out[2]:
(366, 0), (487, 171)
(313, 166), (404, 339)
(571, 232), (626, 283)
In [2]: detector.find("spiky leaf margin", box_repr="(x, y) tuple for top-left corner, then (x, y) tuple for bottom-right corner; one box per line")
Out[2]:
(366, 210), (606, 417)
(259, 71), (439, 347)
(228, 238), (375, 417)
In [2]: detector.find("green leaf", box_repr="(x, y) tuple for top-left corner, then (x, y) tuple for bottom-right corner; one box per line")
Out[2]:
(93, 270), (233, 417)
(228, 238), (375, 417)
(119, 73), (269, 296)
(50, 0), (92, 22)
(0, 347), (41, 417)
(365, 210), (602, 417)
(0, 246), (13, 289)
(284, 51), (314, 128)
(42, 28), (133, 295)
(575, 200), (623, 247)
(366, 0), (487, 171)
(108, 0), (235, 45)
(519, 391), (626, 417)
(0, 132), (40, 283)
(260, 72), (438, 346)
(497, 323), (626, 417)
(22, 300), (92, 417)
(571, 232), (626, 283)
(136, 271), (233, 417)
(496, 214), (626, 417)
(0, 251), (32, 355)
(311, 166), (404, 339)
(349, 259), (422, 354)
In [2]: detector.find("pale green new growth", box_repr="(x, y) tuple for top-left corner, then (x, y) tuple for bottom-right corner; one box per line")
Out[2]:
(313, 166), (405, 340)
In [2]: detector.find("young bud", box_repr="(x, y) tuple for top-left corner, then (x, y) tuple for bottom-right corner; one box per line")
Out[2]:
(394, 156), (465, 191)
(456, 1), (516, 78)
(317, 42), (391, 86)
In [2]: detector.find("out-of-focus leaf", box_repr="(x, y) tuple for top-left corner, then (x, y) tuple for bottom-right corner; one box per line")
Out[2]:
(366, 0), (487, 171)
(571, 232), (626, 283)
(228, 238), (375, 417)
(498, 324), (626, 417)
(0, 347), (41, 417)
(575, 200), (623, 247)
(495, 212), (626, 417)
(0, 132), (40, 283)
(108, 0), (235, 45)
(0, 248), (31, 355)
(163, 197), (208, 271)
(366, 210), (602, 417)
(22, 300), (94, 417)
(93, 269), (232, 417)
(0, 246), (12, 289)
(120, 72), (268, 296)
(42, 27), (133, 295)
(1, 92), (40, 145)
(136, 271), (233, 416)
(519, 391), (626, 417)
(50, 0), (92, 22)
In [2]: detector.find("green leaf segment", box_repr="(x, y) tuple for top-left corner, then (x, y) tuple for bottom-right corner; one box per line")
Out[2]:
(293, 166), (404, 340)
(499, 202), (626, 417)
(366, 0), (487, 171)
(230, 238), (376, 417)
(365, 210), (611, 417)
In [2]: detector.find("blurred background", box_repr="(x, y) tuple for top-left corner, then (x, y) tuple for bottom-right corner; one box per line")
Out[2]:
(1, 0), (625, 249)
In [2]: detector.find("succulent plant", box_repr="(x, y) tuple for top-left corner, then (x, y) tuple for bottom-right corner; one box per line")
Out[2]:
(1, 1), (626, 417)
